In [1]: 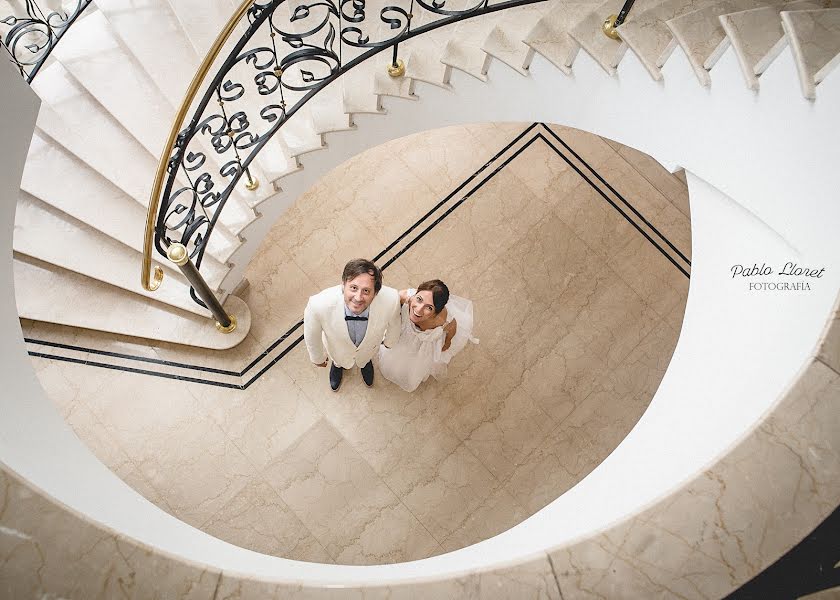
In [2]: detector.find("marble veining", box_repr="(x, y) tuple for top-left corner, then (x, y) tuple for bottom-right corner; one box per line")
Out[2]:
(782, 8), (840, 97)
(23, 123), (690, 565)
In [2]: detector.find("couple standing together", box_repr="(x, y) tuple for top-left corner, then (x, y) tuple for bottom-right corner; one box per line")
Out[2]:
(303, 258), (476, 392)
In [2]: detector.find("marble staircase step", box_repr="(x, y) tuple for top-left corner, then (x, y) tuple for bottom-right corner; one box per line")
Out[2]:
(14, 254), (251, 350)
(481, 3), (556, 73)
(21, 130), (237, 269)
(720, 1), (823, 89)
(30, 62), (255, 244)
(666, 0), (777, 85)
(96, 0), (200, 103)
(164, 0), (239, 57)
(781, 7), (840, 97)
(570, 0), (664, 74)
(404, 33), (453, 86)
(14, 192), (209, 316)
(618, 0), (720, 80)
(524, 1), (604, 74)
(51, 10), (258, 235)
(441, 13), (505, 79)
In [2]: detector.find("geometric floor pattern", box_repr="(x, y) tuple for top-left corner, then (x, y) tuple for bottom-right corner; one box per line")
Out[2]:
(23, 122), (691, 564)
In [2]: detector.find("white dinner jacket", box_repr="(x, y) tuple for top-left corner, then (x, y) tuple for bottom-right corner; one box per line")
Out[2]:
(303, 285), (401, 368)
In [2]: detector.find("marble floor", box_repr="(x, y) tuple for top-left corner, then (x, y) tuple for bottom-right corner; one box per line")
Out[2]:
(22, 122), (691, 565)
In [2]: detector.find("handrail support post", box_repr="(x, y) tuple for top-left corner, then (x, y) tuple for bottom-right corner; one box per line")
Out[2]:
(166, 244), (237, 333)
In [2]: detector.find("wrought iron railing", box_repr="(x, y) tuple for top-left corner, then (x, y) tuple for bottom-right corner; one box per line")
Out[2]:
(1, 0), (93, 82)
(142, 0), (547, 332)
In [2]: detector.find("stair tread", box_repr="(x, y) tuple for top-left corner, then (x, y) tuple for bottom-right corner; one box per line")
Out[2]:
(52, 10), (174, 156)
(782, 8), (840, 97)
(21, 130), (237, 267)
(96, 0), (200, 102)
(482, 4), (554, 73)
(721, 0), (822, 89)
(619, 0), (720, 79)
(524, 1), (603, 73)
(14, 255), (250, 350)
(570, 0), (664, 74)
(14, 192), (210, 315)
(666, 0), (777, 84)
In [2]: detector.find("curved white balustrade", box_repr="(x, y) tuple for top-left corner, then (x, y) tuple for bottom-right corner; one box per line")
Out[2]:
(1, 27), (839, 597)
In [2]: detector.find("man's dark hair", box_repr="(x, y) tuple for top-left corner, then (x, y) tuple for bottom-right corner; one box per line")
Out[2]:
(417, 279), (449, 313)
(342, 259), (382, 293)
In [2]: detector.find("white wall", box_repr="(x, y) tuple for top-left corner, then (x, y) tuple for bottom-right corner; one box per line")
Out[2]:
(1, 39), (839, 586)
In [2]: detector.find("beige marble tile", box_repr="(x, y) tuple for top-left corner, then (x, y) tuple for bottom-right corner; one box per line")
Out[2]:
(0, 469), (220, 600)
(613, 142), (690, 215)
(340, 157), (441, 248)
(608, 319), (680, 402)
(550, 359), (840, 598)
(78, 370), (256, 527)
(440, 487), (529, 552)
(395, 124), (508, 198)
(241, 245), (320, 347)
(517, 330), (610, 423)
(448, 383), (556, 481)
(546, 123), (619, 170)
(608, 231), (691, 321)
(552, 179), (640, 261)
(399, 443), (501, 542)
(262, 419), (438, 563)
(411, 345), (501, 426)
(465, 256), (553, 362)
(273, 202), (387, 292)
(397, 212), (496, 291)
(502, 211), (607, 316)
(567, 269), (663, 368)
(446, 168), (552, 268)
(202, 479), (331, 561)
(594, 152), (675, 222)
(502, 137), (581, 204)
(504, 420), (605, 514)
(196, 370), (322, 471)
(463, 121), (532, 153)
(782, 9), (840, 99)
(310, 374), (463, 499)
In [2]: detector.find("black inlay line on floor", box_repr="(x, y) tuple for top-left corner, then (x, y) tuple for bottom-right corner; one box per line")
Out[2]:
(537, 132), (691, 279)
(26, 123), (690, 387)
(23, 338), (241, 376)
(27, 352), (244, 389)
(542, 124), (691, 267)
(373, 122), (542, 264)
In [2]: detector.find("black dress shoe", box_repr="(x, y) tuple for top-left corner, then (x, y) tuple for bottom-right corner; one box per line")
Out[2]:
(329, 362), (343, 392)
(360, 360), (374, 387)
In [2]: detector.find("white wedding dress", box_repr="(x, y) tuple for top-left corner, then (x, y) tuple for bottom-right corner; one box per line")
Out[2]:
(378, 289), (478, 392)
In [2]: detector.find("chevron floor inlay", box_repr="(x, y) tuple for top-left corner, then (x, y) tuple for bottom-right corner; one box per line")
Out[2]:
(24, 122), (690, 564)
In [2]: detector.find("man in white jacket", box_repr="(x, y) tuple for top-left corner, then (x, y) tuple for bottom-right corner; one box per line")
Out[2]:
(303, 258), (401, 391)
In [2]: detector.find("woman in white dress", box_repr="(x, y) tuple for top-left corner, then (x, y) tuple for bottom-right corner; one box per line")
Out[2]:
(378, 279), (477, 392)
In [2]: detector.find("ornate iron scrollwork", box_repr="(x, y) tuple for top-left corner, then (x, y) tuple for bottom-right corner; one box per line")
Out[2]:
(0, 0), (93, 81)
(153, 0), (544, 302)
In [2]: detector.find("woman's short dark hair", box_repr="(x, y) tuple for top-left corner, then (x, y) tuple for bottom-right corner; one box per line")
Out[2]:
(342, 259), (382, 293)
(417, 279), (449, 314)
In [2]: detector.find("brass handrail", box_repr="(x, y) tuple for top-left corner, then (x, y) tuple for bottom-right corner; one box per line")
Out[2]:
(141, 0), (255, 292)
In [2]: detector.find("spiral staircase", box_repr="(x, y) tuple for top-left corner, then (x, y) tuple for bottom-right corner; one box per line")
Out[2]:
(2, 0), (840, 597)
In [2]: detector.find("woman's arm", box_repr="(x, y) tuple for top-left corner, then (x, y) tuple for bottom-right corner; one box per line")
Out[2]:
(442, 318), (457, 351)
(398, 289), (409, 305)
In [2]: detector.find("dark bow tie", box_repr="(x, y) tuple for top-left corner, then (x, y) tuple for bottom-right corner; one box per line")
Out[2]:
(345, 315), (368, 321)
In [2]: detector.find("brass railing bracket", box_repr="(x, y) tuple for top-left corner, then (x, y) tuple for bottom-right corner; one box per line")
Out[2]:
(388, 58), (406, 77)
(216, 314), (238, 334)
(602, 14), (621, 40)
